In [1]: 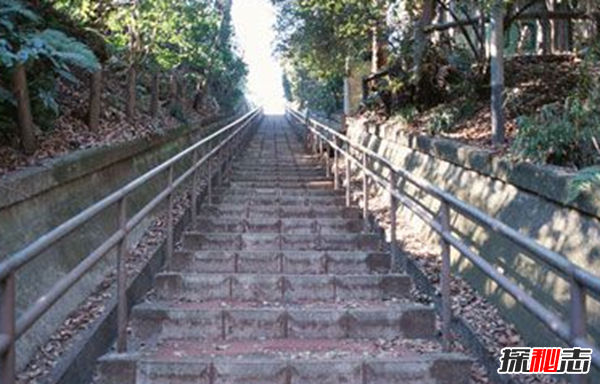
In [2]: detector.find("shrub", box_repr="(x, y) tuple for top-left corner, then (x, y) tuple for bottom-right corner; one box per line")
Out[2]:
(512, 98), (600, 168)
(426, 106), (459, 135)
(425, 99), (477, 136)
(568, 166), (600, 202)
(0, 0), (100, 133)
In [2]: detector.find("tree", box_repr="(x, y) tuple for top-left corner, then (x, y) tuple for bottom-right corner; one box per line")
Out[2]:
(272, 0), (387, 113)
(1, 0), (100, 153)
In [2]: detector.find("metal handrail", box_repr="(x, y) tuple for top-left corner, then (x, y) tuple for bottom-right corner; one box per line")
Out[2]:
(287, 106), (600, 372)
(0, 108), (262, 383)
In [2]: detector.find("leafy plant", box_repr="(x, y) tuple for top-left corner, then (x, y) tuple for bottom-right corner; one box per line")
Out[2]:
(425, 99), (477, 136)
(513, 98), (600, 168)
(395, 105), (418, 125)
(426, 106), (459, 135)
(1, 0), (100, 134)
(568, 166), (600, 202)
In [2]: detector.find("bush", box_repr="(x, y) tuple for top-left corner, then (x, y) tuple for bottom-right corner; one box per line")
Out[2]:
(512, 98), (600, 168)
(426, 106), (459, 135)
(425, 99), (477, 136)
(0, 0), (100, 134)
(395, 105), (418, 125)
(568, 166), (600, 202)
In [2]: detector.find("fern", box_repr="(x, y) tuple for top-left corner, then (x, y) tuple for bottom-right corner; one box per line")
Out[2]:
(0, 85), (14, 105)
(0, 0), (40, 23)
(0, 0), (100, 122)
(31, 29), (100, 72)
(568, 166), (600, 202)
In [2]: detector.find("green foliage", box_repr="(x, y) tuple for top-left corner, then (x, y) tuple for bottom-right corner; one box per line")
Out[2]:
(0, 0), (100, 133)
(568, 166), (600, 202)
(272, 0), (380, 114)
(395, 105), (418, 125)
(512, 38), (600, 168)
(426, 107), (460, 135)
(425, 99), (477, 135)
(513, 99), (600, 167)
(1, 0), (246, 137)
(29, 29), (100, 73)
(74, 0), (246, 113)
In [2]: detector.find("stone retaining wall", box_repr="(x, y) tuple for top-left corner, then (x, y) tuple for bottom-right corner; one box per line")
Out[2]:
(0, 113), (240, 369)
(348, 118), (600, 350)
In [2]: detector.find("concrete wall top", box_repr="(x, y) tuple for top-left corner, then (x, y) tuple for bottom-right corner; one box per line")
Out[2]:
(352, 118), (600, 220)
(0, 114), (227, 211)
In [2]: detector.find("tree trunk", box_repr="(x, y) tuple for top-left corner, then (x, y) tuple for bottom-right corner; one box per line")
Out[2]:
(584, 0), (595, 41)
(413, 0), (435, 79)
(150, 72), (160, 117)
(87, 69), (102, 130)
(552, 0), (569, 52)
(193, 81), (204, 111)
(13, 63), (36, 154)
(169, 73), (178, 112)
(490, 0), (505, 146)
(371, 23), (388, 74)
(126, 65), (137, 120)
(537, 0), (552, 54)
(343, 57), (352, 117)
(479, 1), (487, 59)
(177, 78), (185, 111)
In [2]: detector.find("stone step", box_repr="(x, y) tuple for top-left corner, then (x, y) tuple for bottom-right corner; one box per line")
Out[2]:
(192, 218), (363, 234)
(155, 273), (412, 303)
(226, 180), (335, 189)
(198, 205), (361, 220)
(169, 250), (391, 275)
(128, 302), (436, 346)
(235, 156), (319, 161)
(215, 187), (343, 197)
(232, 166), (325, 174)
(93, 118), (474, 384)
(229, 174), (331, 183)
(98, 348), (471, 384)
(212, 195), (346, 206)
(233, 160), (321, 166)
(181, 232), (381, 252)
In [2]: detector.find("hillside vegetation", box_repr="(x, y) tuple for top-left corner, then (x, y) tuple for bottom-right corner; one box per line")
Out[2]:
(0, 0), (246, 176)
(273, 0), (600, 199)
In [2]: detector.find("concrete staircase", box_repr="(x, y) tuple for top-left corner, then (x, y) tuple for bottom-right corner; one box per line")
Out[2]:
(96, 117), (472, 384)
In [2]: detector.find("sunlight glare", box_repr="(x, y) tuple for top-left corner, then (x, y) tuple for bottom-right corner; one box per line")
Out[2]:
(232, 0), (285, 115)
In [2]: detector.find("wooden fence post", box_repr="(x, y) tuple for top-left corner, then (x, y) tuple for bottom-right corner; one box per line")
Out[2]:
(490, 0), (505, 146)
(88, 68), (103, 130)
(13, 63), (36, 154)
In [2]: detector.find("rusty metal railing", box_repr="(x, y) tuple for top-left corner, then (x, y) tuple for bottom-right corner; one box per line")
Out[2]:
(0, 108), (262, 383)
(287, 106), (599, 377)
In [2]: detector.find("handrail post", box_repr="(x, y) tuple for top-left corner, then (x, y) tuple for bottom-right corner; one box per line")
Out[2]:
(191, 150), (199, 227)
(389, 172), (399, 271)
(318, 136), (323, 157)
(362, 153), (369, 232)
(333, 138), (339, 190)
(0, 273), (16, 384)
(167, 165), (175, 261)
(325, 141), (331, 178)
(116, 197), (128, 353)
(439, 201), (452, 351)
(207, 156), (213, 206)
(345, 153), (351, 207)
(216, 145), (223, 187)
(570, 278), (587, 384)
(224, 138), (233, 182)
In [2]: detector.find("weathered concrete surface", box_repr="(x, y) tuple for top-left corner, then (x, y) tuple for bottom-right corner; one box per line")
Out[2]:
(96, 116), (471, 384)
(0, 113), (242, 369)
(347, 118), (600, 350)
